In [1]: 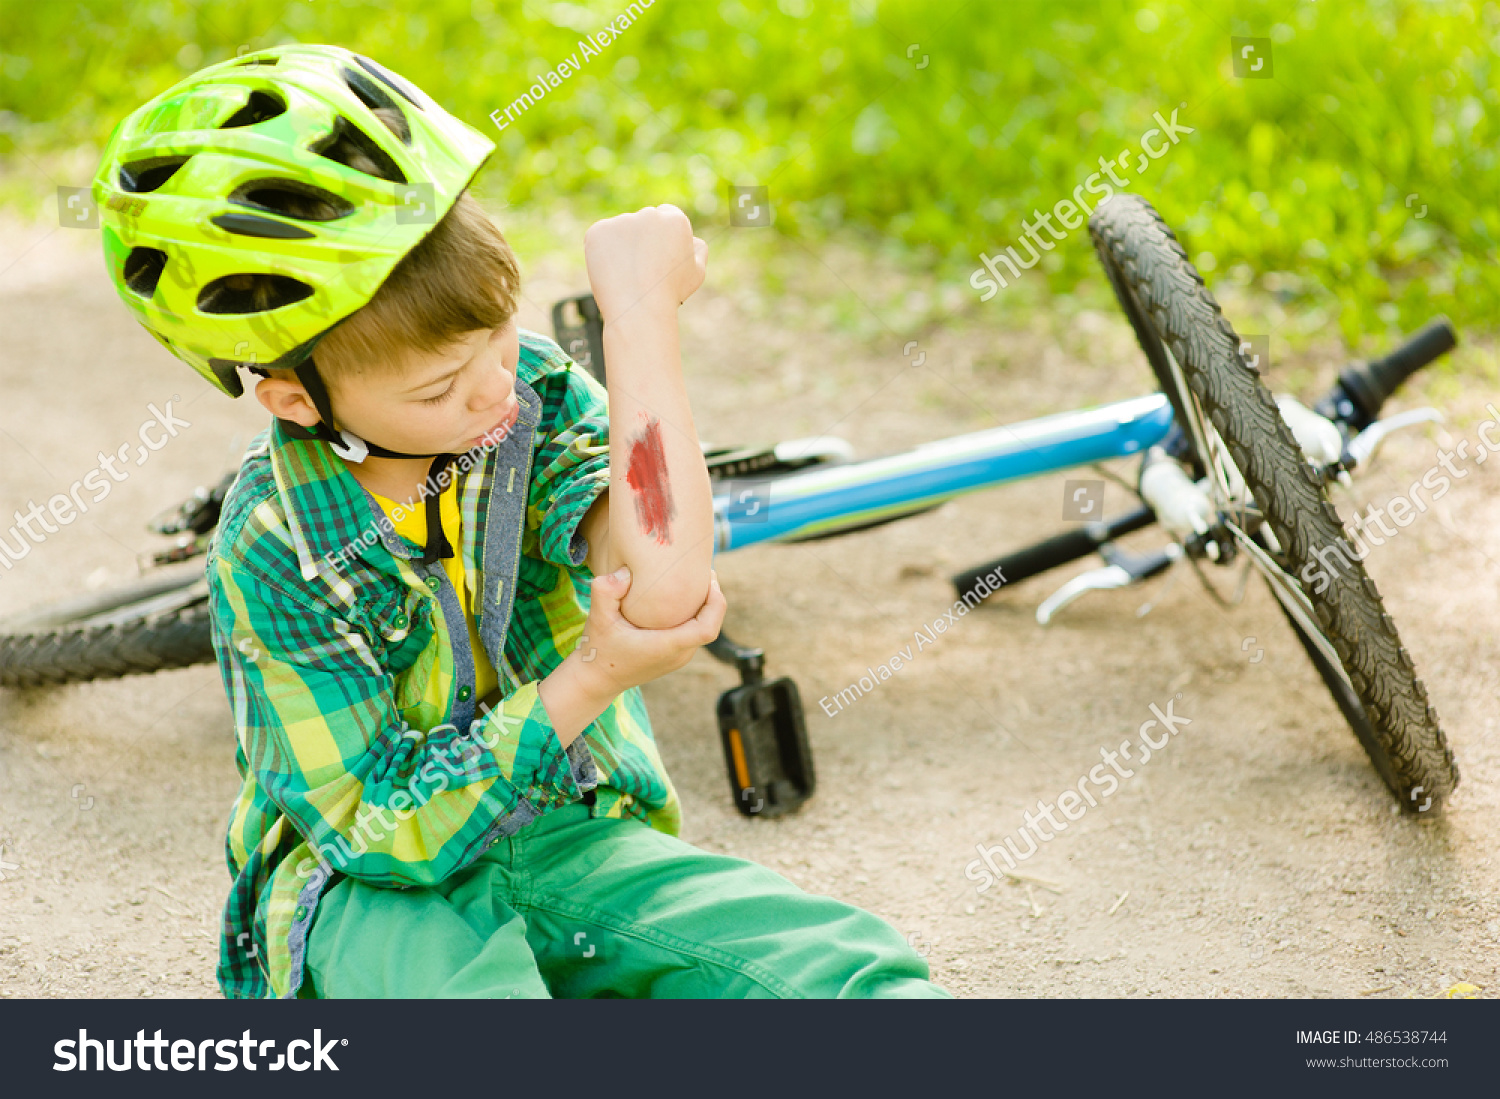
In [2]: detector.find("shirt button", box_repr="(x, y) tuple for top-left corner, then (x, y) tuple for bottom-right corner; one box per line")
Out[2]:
(294, 905), (308, 920)
(457, 686), (472, 701)
(425, 577), (441, 591)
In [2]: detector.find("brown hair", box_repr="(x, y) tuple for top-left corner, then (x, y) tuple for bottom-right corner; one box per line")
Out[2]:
(311, 188), (522, 391)
(266, 105), (522, 391)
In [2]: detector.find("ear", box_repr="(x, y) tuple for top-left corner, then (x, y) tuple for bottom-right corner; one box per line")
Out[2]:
(252, 372), (323, 429)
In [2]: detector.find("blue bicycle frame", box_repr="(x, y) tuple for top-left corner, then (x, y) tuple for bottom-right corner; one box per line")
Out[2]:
(712, 393), (1175, 552)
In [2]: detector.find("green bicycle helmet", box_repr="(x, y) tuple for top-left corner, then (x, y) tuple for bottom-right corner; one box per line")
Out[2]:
(91, 43), (495, 464)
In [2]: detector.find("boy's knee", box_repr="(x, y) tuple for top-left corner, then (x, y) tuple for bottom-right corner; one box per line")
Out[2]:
(776, 899), (951, 999)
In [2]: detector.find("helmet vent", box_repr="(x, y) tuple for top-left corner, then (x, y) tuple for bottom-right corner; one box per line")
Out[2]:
(122, 247), (168, 298)
(341, 67), (411, 143)
(198, 273), (315, 315)
(230, 180), (355, 222)
(354, 55), (428, 112)
(311, 116), (407, 184)
(119, 156), (191, 193)
(220, 89), (287, 128)
(210, 212), (316, 239)
(233, 55), (279, 67)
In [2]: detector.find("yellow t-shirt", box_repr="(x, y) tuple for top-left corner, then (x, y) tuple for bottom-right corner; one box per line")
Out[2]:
(368, 480), (500, 704)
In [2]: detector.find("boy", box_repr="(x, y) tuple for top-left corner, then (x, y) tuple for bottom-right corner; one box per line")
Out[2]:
(93, 44), (948, 999)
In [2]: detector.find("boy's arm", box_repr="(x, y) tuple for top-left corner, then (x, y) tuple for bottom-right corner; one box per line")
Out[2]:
(584, 205), (714, 630)
(479, 650), (604, 748)
(576, 317), (711, 617)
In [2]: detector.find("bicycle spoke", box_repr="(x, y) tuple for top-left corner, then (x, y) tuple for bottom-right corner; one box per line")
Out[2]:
(1224, 519), (1349, 681)
(1141, 266), (1345, 688)
(1161, 343), (1225, 498)
(1186, 551), (1251, 609)
(1161, 342), (1254, 519)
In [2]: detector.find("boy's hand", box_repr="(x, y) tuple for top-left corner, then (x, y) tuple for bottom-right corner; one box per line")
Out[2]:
(574, 565), (725, 697)
(492, 567), (725, 748)
(583, 204), (708, 325)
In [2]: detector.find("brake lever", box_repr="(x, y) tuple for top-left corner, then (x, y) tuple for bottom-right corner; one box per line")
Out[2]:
(1344, 407), (1444, 470)
(1036, 542), (1183, 625)
(1036, 565), (1132, 625)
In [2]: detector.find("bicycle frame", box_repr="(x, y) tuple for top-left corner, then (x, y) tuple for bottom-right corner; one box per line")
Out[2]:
(712, 393), (1174, 552)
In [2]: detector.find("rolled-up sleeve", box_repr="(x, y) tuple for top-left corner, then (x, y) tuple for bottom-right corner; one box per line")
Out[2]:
(527, 362), (610, 573)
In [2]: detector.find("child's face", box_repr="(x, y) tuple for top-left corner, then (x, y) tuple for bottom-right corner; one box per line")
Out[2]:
(320, 317), (522, 456)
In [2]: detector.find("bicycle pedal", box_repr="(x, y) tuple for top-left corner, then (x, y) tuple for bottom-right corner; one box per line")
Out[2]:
(717, 676), (815, 818)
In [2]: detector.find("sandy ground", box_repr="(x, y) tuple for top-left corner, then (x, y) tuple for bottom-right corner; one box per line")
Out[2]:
(1, 199), (1496, 999)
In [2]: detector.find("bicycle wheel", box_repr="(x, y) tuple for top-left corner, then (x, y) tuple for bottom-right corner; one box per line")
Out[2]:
(1088, 192), (1459, 811)
(0, 565), (214, 687)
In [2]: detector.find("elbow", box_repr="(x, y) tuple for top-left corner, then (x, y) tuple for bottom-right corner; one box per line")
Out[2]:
(618, 568), (713, 630)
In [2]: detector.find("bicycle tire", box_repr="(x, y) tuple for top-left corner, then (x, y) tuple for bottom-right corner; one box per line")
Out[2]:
(1265, 578), (1394, 790)
(0, 570), (214, 688)
(1088, 192), (1458, 810)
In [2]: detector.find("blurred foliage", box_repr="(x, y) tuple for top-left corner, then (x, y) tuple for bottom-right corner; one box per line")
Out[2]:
(1, 0), (1496, 342)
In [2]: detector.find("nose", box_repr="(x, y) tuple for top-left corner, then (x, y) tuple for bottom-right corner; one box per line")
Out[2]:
(472, 359), (515, 412)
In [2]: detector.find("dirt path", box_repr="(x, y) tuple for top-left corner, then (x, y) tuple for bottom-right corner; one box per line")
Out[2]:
(1, 206), (1496, 998)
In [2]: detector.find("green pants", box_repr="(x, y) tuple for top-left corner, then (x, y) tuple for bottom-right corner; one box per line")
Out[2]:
(303, 800), (951, 999)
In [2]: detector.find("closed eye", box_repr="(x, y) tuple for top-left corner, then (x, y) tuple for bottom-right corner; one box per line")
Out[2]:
(420, 384), (458, 405)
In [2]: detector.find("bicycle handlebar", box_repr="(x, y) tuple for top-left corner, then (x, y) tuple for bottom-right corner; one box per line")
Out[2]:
(1326, 316), (1457, 430)
(952, 504), (1156, 599)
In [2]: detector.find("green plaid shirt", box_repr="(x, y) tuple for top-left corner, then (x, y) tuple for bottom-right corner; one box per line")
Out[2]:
(205, 329), (681, 999)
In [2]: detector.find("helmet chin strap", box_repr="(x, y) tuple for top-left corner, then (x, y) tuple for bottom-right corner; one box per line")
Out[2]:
(275, 358), (460, 564)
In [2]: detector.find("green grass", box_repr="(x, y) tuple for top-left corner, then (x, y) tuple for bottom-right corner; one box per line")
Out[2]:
(2, 0), (1495, 344)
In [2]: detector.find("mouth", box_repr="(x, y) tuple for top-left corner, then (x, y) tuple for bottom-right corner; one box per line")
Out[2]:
(466, 399), (520, 449)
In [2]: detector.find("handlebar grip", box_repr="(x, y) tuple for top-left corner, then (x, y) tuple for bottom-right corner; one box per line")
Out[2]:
(952, 505), (1156, 599)
(1339, 316), (1456, 423)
